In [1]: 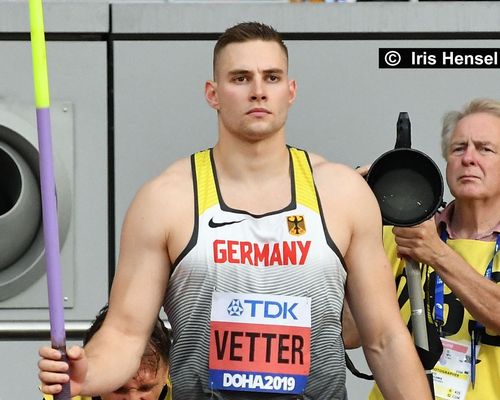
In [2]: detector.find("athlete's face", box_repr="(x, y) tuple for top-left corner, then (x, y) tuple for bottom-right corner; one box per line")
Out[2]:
(446, 112), (500, 202)
(205, 40), (296, 142)
(100, 356), (168, 400)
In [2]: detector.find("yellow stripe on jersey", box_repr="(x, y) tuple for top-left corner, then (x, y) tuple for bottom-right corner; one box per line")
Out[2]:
(290, 147), (319, 214)
(194, 147), (319, 215)
(194, 149), (218, 215)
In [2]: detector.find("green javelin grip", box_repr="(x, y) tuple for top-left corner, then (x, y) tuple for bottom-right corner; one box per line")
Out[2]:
(29, 1), (71, 399)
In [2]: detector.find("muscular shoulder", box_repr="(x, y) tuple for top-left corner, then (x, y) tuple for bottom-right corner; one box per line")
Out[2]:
(307, 152), (370, 200)
(136, 158), (193, 206)
(306, 152), (382, 254)
(142, 156), (193, 201)
(124, 157), (193, 241)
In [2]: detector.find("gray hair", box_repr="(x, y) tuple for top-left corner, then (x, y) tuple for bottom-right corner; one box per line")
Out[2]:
(441, 98), (500, 159)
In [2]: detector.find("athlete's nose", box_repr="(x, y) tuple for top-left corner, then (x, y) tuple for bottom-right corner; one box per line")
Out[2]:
(250, 78), (267, 101)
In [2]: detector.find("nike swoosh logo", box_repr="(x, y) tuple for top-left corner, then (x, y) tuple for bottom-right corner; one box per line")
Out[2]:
(208, 217), (245, 228)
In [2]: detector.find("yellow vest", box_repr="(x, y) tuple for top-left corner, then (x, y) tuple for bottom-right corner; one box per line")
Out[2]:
(369, 227), (500, 400)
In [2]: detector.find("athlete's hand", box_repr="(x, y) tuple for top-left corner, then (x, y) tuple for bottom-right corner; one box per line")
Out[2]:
(38, 345), (88, 396)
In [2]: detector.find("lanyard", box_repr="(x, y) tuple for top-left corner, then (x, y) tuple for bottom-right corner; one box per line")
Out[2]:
(435, 229), (499, 389)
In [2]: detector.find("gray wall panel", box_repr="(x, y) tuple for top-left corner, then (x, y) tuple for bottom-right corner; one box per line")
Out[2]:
(0, 1), (109, 33)
(112, 2), (500, 33)
(114, 40), (217, 234)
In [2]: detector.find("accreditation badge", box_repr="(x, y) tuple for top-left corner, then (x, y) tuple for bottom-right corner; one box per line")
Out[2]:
(432, 338), (477, 400)
(208, 292), (311, 394)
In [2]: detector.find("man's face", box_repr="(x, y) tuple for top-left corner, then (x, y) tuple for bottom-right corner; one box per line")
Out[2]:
(101, 356), (168, 400)
(446, 112), (500, 202)
(206, 40), (296, 142)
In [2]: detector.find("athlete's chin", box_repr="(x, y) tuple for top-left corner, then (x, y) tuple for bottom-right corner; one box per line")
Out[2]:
(239, 122), (285, 141)
(239, 128), (277, 142)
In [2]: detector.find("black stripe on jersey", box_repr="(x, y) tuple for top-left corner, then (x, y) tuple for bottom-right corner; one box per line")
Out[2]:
(302, 150), (349, 273)
(209, 147), (297, 218)
(171, 153), (199, 272)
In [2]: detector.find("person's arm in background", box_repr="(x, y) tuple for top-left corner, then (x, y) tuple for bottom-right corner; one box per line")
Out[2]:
(394, 220), (500, 333)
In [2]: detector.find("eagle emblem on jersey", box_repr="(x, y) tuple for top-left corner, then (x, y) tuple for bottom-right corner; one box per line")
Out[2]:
(287, 215), (306, 236)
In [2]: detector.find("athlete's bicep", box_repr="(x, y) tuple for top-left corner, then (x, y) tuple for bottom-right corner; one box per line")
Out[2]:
(107, 179), (176, 339)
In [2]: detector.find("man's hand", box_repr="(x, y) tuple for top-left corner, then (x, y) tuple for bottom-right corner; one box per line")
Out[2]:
(392, 219), (446, 266)
(38, 345), (88, 396)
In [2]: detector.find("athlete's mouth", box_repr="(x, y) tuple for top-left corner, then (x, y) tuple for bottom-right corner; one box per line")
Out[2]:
(247, 108), (271, 115)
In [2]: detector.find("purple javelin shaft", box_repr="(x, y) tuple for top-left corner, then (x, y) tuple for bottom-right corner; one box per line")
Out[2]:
(36, 107), (66, 347)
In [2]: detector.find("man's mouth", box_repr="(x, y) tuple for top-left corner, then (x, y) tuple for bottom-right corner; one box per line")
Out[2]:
(247, 108), (271, 116)
(458, 174), (480, 181)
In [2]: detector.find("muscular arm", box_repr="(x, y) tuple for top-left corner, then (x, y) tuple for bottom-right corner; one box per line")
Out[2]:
(394, 220), (500, 333)
(81, 177), (172, 394)
(313, 160), (431, 400)
(38, 159), (193, 396)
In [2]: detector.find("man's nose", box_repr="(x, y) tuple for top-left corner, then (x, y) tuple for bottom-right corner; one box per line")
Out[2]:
(250, 79), (266, 101)
(461, 146), (478, 165)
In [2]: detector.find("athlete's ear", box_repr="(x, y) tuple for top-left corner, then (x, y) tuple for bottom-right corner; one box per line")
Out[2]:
(205, 80), (220, 110)
(288, 79), (297, 105)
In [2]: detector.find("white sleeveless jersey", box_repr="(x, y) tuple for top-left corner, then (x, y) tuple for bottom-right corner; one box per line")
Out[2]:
(164, 147), (348, 400)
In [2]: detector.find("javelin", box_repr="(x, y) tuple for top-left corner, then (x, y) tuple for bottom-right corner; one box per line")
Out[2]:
(29, 1), (71, 398)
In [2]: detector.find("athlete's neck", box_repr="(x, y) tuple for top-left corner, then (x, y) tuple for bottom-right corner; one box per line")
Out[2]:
(212, 140), (292, 214)
(212, 137), (289, 184)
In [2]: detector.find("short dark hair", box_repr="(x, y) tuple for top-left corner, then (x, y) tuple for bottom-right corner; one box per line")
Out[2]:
(213, 22), (288, 77)
(84, 305), (171, 369)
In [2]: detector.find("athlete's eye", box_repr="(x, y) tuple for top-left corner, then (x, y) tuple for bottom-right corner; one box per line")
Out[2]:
(233, 76), (247, 83)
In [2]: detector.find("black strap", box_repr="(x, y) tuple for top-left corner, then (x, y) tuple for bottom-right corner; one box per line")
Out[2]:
(345, 351), (374, 380)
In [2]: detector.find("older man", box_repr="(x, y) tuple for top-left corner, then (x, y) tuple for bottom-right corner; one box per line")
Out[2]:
(366, 98), (500, 400)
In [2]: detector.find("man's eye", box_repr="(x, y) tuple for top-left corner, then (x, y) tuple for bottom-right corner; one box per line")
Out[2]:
(233, 76), (247, 82)
(268, 75), (279, 82)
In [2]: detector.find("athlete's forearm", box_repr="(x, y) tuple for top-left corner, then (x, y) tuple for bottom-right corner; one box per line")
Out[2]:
(81, 329), (144, 395)
(364, 330), (432, 400)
